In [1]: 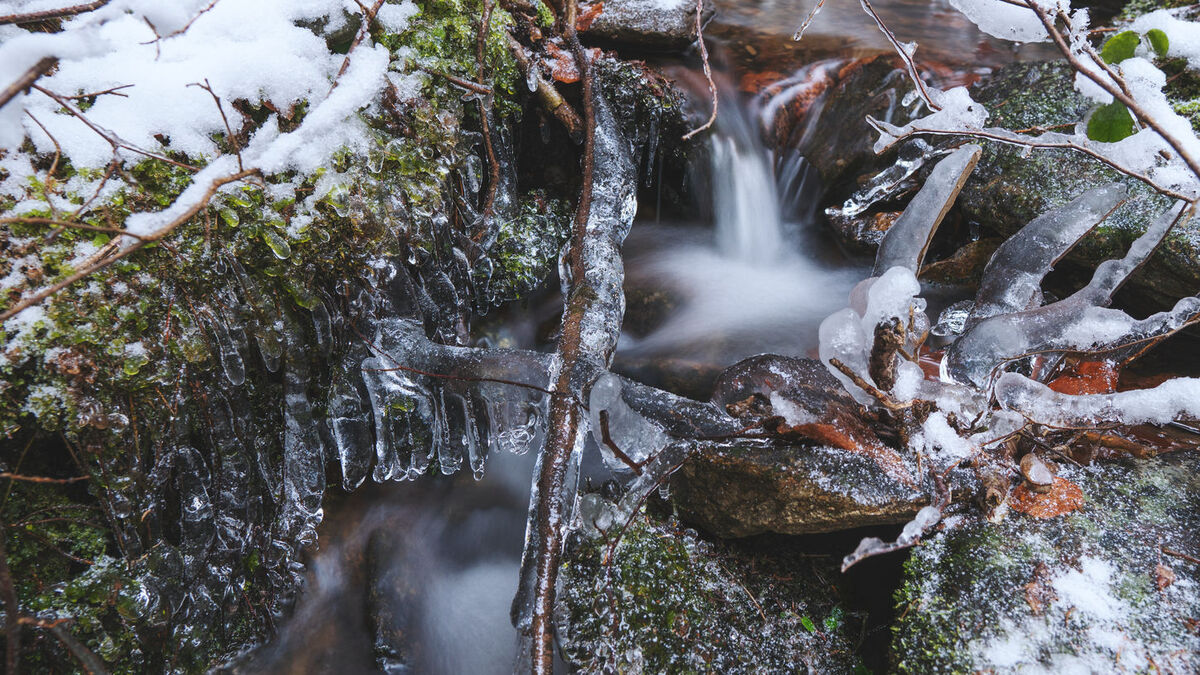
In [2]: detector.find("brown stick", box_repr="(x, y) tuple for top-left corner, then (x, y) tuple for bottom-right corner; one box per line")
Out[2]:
(476, 0), (501, 220)
(0, 57), (58, 111)
(188, 79), (243, 172)
(682, 0), (717, 141)
(859, 0), (940, 111)
(0, 1), (108, 25)
(506, 33), (585, 138)
(527, 2), (598, 672)
(0, 472), (90, 484)
(0, 525), (20, 675)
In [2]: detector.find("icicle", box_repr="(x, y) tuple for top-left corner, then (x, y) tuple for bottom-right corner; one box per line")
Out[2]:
(872, 144), (981, 276)
(588, 372), (668, 472)
(206, 314), (246, 386)
(282, 318), (326, 545)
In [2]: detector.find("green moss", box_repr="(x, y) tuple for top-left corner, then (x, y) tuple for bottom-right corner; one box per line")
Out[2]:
(559, 507), (864, 673)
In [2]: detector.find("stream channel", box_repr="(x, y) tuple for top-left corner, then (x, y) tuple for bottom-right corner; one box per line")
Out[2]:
(243, 2), (1060, 672)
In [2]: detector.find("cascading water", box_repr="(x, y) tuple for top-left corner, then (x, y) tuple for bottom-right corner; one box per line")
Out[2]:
(619, 85), (864, 362)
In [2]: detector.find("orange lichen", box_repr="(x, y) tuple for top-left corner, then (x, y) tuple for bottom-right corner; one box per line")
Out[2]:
(1010, 476), (1084, 518)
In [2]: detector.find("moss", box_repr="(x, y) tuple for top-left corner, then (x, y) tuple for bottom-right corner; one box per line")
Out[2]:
(559, 506), (865, 673)
(892, 455), (1200, 671)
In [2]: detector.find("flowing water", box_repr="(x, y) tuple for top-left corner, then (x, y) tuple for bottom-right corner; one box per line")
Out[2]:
(250, 1), (1035, 670)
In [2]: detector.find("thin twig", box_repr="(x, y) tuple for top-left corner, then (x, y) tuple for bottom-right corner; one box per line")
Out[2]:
(32, 85), (200, 172)
(62, 84), (134, 101)
(598, 410), (645, 474)
(188, 79), (243, 171)
(0, 57), (57, 111)
(0, 525), (20, 675)
(828, 357), (910, 412)
(859, 0), (940, 111)
(419, 66), (493, 95)
(0, 169), (260, 322)
(682, 0), (718, 141)
(476, 0), (501, 221)
(0, 472), (90, 484)
(330, 0), (385, 96)
(1162, 546), (1200, 565)
(141, 0), (219, 44)
(0, 1), (108, 26)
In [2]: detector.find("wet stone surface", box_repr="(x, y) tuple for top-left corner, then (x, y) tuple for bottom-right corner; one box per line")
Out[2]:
(893, 451), (1200, 673)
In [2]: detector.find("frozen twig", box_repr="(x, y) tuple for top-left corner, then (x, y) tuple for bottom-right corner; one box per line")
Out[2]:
(859, 0), (940, 111)
(505, 33), (584, 139)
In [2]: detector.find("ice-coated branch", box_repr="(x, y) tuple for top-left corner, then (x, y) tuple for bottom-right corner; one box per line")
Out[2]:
(968, 183), (1127, 326)
(872, 144), (981, 276)
(997, 371), (1200, 428)
(945, 202), (1191, 387)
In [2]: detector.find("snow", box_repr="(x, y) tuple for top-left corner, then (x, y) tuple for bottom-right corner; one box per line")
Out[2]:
(1131, 9), (1200, 69)
(948, 0), (1054, 43)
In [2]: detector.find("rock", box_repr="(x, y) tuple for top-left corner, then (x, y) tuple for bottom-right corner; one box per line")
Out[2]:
(670, 441), (926, 538)
(581, 0), (715, 51)
(893, 452), (1200, 672)
(557, 510), (867, 672)
(956, 60), (1191, 306)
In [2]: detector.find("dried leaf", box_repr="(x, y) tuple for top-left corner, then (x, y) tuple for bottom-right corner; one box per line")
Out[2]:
(1047, 360), (1119, 396)
(1155, 563), (1177, 591)
(576, 2), (603, 31)
(1010, 476), (1084, 519)
(1023, 562), (1057, 615)
(542, 42), (602, 84)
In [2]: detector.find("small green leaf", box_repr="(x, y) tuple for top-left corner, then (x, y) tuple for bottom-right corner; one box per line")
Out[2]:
(801, 616), (817, 633)
(1087, 102), (1135, 142)
(91, 232), (111, 247)
(1101, 30), (1140, 64)
(824, 606), (845, 631)
(1147, 28), (1169, 58)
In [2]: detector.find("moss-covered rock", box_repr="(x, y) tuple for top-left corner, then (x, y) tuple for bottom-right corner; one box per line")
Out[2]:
(892, 452), (1200, 672)
(558, 506), (866, 673)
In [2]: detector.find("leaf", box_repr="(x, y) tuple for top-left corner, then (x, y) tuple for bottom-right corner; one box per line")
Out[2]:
(1147, 28), (1169, 59)
(1009, 476), (1084, 519)
(1087, 101), (1135, 143)
(575, 2), (603, 31)
(824, 606), (844, 631)
(800, 616), (817, 633)
(1100, 30), (1140, 64)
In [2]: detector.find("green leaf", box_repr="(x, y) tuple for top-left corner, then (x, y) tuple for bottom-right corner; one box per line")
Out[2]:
(824, 606), (845, 631)
(800, 616), (817, 633)
(1147, 28), (1170, 59)
(1087, 102), (1135, 142)
(1101, 30), (1140, 64)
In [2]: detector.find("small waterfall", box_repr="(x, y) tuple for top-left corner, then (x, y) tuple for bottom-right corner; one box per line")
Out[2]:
(618, 78), (865, 361)
(710, 132), (785, 262)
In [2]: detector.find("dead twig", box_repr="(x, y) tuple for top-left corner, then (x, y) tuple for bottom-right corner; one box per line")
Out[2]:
(682, 0), (718, 140)
(0, 472), (91, 484)
(330, 0), (386, 96)
(62, 84), (134, 101)
(33, 85), (200, 172)
(1162, 546), (1200, 565)
(187, 79), (243, 171)
(476, 0), (502, 222)
(141, 0), (219, 44)
(598, 410), (645, 474)
(0, 525), (20, 675)
(419, 66), (493, 95)
(506, 33), (584, 138)
(828, 357), (911, 413)
(0, 1), (108, 26)
(0, 168), (260, 323)
(0, 57), (58, 111)
(859, 0), (940, 111)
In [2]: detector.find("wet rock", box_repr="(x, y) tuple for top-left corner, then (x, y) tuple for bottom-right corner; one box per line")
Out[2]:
(557, 510), (866, 672)
(671, 441), (926, 538)
(581, 0), (715, 51)
(956, 60), (1192, 305)
(918, 237), (1002, 287)
(893, 452), (1200, 672)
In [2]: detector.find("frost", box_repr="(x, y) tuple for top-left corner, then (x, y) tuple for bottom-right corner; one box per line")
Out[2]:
(948, 0), (1053, 43)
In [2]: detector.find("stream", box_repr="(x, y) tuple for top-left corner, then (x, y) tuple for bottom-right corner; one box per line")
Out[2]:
(243, 2), (1058, 672)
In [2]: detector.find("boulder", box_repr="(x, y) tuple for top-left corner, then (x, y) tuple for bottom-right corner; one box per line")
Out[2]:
(893, 452), (1200, 672)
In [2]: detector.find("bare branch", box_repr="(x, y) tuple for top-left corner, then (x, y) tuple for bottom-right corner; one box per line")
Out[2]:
(187, 79), (243, 172)
(0, 1), (108, 26)
(859, 0), (940, 111)
(682, 0), (718, 140)
(0, 57), (57, 111)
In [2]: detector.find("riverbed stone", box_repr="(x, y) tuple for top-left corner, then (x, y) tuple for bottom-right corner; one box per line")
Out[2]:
(892, 451), (1200, 672)
(671, 441), (927, 538)
(581, 0), (715, 51)
(557, 510), (866, 672)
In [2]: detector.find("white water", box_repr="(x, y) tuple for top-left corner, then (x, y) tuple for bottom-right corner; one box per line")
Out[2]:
(620, 93), (864, 361)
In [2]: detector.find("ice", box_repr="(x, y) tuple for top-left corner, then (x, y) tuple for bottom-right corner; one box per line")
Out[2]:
(968, 183), (1128, 326)
(997, 372), (1200, 427)
(205, 312), (246, 386)
(830, 139), (936, 220)
(872, 144), (981, 276)
(588, 372), (669, 471)
(842, 505), (941, 571)
(282, 319), (326, 545)
(949, 0), (1052, 43)
(946, 202), (1188, 387)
